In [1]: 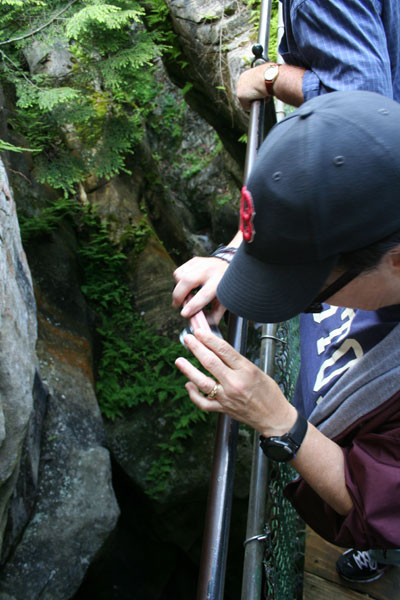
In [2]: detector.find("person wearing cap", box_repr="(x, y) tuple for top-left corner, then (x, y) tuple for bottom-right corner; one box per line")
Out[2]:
(175, 91), (400, 581)
(172, 1), (400, 582)
(172, 0), (400, 324)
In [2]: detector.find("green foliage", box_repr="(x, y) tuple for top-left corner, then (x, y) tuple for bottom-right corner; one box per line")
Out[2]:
(242, 0), (279, 60)
(180, 135), (222, 180)
(149, 89), (186, 142)
(16, 83), (81, 111)
(1, 0), (209, 497)
(0, 138), (36, 152)
(18, 197), (79, 241)
(78, 208), (207, 498)
(213, 190), (233, 208)
(20, 195), (208, 498)
(268, 0), (280, 62)
(65, 4), (144, 39)
(0, 0), (174, 195)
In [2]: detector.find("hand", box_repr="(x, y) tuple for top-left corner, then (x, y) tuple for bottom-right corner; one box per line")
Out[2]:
(237, 63), (271, 110)
(172, 256), (229, 323)
(175, 328), (297, 437)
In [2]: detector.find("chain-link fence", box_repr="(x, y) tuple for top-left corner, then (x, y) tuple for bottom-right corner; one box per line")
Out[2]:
(263, 318), (305, 600)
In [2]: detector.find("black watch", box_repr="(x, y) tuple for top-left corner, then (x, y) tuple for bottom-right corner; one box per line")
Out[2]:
(259, 412), (308, 463)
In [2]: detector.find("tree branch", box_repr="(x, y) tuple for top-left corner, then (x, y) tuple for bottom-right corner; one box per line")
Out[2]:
(0, 0), (79, 46)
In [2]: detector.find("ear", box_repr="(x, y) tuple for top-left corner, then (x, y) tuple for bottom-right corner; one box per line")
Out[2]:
(386, 244), (400, 269)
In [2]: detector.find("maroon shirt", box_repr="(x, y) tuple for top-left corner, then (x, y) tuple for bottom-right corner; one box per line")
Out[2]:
(285, 390), (400, 549)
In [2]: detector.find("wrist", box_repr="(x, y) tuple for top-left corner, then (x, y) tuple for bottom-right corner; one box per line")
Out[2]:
(264, 63), (280, 97)
(260, 408), (308, 463)
(259, 402), (298, 439)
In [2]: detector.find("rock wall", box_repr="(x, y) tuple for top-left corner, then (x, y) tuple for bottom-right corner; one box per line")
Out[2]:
(0, 149), (120, 598)
(0, 159), (37, 554)
(163, 0), (276, 163)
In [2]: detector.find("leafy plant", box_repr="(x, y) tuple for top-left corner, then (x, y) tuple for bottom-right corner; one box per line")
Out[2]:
(181, 135), (222, 180)
(18, 197), (79, 241)
(0, 0), (174, 195)
(242, 0), (279, 61)
(78, 207), (207, 498)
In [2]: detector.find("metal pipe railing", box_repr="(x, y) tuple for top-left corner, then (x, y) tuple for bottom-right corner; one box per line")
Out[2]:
(196, 314), (247, 600)
(241, 4), (286, 599)
(196, 2), (276, 598)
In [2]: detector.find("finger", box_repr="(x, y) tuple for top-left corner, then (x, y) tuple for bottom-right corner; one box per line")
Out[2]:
(180, 286), (215, 318)
(193, 328), (244, 371)
(210, 299), (227, 325)
(172, 278), (197, 308)
(182, 332), (241, 387)
(173, 258), (198, 282)
(189, 309), (210, 331)
(185, 382), (222, 412)
(175, 355), (216, 394)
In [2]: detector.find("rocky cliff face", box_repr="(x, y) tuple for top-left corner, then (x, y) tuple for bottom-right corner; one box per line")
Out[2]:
(0, 158), (37, 556)
(0, 154), (120, 599)
(163, 0), (276, 162)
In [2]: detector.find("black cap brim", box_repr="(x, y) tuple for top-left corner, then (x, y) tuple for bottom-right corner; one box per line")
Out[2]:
(217, 242), (337, 323)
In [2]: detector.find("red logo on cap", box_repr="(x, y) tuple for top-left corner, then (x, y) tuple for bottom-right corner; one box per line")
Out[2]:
(240, 186), (256, 242)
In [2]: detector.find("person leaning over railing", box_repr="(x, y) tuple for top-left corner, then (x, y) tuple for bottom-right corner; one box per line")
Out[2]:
(172, 0), (400, 583)
(175, 91), (400, 582)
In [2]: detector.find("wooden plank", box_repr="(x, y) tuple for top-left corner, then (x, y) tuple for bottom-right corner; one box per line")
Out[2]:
(304, 527), (400, 600)
(303, 571), (375, 600)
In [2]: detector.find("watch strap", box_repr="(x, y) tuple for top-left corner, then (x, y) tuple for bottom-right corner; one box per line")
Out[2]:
(210, 245), (237, 264)
(286, 411), (308, 447)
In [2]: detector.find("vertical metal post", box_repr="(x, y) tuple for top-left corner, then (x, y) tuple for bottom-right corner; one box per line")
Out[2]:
(196, 315), (247, 600)
(241, 324), (278, 600)
(241, 4), (286, 599)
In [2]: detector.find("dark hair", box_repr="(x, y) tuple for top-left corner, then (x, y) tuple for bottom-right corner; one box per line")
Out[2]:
(337, 230), (400, 274)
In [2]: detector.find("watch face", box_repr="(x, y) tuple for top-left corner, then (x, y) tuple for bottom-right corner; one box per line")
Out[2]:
(261, 438), (295, 462)
(264, 64), (279, 82)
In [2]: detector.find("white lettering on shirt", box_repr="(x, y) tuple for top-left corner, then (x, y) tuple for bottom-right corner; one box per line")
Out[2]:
(316, 308), (356, 354)
(314, 338), (363, 392)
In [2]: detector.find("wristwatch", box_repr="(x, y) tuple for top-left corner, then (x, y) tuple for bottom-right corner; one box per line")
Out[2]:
(264, 63), (280, 96)
(259, 411), (308, 462)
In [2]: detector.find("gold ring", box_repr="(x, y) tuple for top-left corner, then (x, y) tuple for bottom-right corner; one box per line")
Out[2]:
(207, 383), (221, 399)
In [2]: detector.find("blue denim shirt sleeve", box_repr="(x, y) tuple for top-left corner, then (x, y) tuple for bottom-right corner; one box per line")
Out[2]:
(301, 70), (322, 101)
(286, 0), (394, 101)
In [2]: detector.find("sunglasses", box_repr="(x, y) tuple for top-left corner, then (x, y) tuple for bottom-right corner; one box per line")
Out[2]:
(304, 268), (362, 314)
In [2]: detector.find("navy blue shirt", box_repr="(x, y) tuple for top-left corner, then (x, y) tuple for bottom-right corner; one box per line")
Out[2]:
(294, 305), (400, 418)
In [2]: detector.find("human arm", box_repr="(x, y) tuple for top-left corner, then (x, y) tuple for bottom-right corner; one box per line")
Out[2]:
(237, 62), (306, 110)
(238, 0), (394, 109)
(175, 328), (353, 516)
(285, 391), (400, 548)
(172, 230), (243, 322)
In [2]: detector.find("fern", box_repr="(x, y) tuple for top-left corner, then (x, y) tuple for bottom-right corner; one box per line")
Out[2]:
(66, 3), (144, 40)
(0, 138), (36, 152)
(16, 83), (81, 111)
(0, 0), (171, 193)
(75, 208), (207, 498)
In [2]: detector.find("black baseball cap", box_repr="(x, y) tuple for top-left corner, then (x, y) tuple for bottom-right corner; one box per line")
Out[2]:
(217, 90), (400, 323)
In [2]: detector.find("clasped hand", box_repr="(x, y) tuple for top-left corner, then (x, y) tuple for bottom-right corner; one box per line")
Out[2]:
(172, 256), (228, 323)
